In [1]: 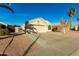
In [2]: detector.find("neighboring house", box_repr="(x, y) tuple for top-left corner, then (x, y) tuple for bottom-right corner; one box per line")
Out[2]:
(0, 22), (8, 28)
(27, 18), (52, 32)
(15, 27), (20, 33)
(21, 24), (25, 30)
(15, 26), (23, 33)
(0, 22), (8, 26)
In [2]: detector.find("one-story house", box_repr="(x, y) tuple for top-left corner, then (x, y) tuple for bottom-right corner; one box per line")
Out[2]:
(27, 18), (52, 32)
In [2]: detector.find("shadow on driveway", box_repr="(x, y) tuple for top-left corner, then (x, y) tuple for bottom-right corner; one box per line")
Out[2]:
(23, 35), (40, 56)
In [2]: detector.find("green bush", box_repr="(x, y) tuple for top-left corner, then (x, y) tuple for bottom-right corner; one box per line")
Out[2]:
(0, 28), (10, 36)
(7, 25), (15, 33)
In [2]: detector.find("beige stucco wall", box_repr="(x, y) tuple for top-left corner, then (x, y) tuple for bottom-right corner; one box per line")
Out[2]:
(75, 25), (78, 31)
(21, 25), (25, 30)
(26, 18), (52, 32)
(33, 25), (51, 32)
(15, 27), (19, 33)
(15, 27), (22, 33)
(20, 24), (25, 30)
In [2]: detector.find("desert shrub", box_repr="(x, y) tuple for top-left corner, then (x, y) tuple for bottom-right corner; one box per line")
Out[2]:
(52, 26), (63, 32)
(26, 29), (32, 34)
(52, 26), (57, 32)
(0, 28), (10, 36)
(57, 26), (63, 32)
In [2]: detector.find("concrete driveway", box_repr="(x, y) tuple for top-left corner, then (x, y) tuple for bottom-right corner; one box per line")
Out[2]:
(27, 31), (79, 56)
(0, 31), (79, 56)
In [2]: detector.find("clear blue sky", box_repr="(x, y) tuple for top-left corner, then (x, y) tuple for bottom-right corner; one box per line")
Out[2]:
(0, 3), (79, 25)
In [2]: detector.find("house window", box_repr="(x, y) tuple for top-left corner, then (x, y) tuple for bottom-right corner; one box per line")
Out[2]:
(48, 25), (51, 30)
